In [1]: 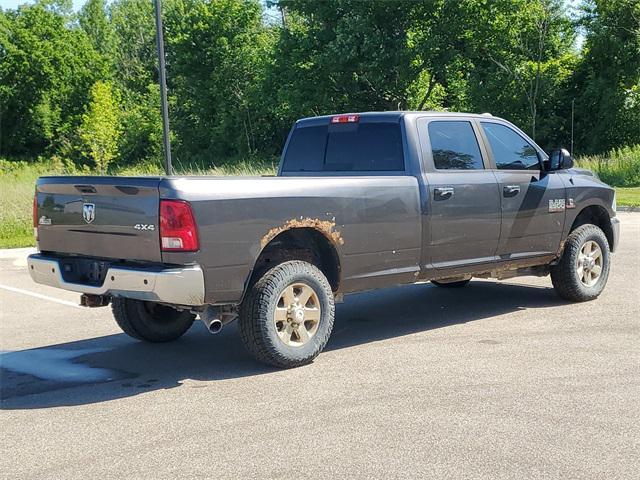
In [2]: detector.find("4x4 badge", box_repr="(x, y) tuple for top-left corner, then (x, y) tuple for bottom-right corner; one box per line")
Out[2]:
(82, 203), (96, 223)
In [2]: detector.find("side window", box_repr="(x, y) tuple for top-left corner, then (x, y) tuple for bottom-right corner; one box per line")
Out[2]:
(427, 121), (484, 170)
(480, 122), (540, 170)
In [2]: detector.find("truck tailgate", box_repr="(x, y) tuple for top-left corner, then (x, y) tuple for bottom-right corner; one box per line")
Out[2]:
(35, 176), (162, 262)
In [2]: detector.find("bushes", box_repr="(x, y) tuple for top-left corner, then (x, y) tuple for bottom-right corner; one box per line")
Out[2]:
(576, 145), (640, 187)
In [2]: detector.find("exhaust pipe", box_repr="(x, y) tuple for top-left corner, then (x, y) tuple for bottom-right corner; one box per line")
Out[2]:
(205, 318), (223, 334)
(200, 305), (237, 335)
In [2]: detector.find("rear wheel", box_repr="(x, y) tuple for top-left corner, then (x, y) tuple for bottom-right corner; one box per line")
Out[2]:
(111, 298), (195, 342)
(550, 224), (611, 302)
(239, 261), (335, 368)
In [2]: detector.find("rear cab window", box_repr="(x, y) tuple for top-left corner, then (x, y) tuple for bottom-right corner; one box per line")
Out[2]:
(281, 118), (405, 173)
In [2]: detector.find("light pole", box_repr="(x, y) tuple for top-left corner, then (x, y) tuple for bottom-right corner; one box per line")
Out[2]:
(154, 0), (173, 175)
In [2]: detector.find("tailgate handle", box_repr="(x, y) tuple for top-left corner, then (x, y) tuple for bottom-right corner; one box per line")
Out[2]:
(75, 185), (97, 194)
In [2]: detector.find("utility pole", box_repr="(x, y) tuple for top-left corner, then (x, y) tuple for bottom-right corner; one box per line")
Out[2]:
(154, 0), (173, 175)
(570, 98), (575, 157)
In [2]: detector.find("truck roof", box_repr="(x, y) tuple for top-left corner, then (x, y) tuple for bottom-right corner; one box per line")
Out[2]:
(296, 111), (497, 126)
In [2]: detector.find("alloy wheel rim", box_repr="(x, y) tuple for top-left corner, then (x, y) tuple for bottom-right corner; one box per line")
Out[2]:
(273, 283), (321, 347)
(576, 240), (603, 287)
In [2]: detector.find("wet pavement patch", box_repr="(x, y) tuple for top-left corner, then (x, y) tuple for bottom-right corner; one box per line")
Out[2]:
(0, 348), (135, 400)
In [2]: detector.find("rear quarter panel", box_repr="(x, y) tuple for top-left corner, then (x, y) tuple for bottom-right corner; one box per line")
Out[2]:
(160, 176), (422, 304)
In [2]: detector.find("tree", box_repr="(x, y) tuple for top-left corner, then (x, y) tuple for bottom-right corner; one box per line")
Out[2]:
(79, 81), (121, 173)
(271, 1), (418, 113)
(572, 0), (640, 153)
(79, 0), (114, 57)
(407, 0), (471, 112)
(165, 0), (276, 161)
(0, 2), (107, 157)
(0, 0), (637, 165)
(461, 0), (576, 148)
(109, 0), (158, 96)
(108, 0), (164, 166)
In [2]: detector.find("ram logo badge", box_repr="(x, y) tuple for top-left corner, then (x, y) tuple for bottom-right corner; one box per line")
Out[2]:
(82, 203), (96, 223)
(548, 199), (566, 213)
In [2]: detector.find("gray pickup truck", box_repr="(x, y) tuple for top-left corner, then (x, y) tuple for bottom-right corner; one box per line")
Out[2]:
(29, 112), (619, 368)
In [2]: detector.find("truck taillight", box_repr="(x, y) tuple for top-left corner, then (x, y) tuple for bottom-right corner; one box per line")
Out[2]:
(33, 193), (38, 240)
(159, 200), (199, 252)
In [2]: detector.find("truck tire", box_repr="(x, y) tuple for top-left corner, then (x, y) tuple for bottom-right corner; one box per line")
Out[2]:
(550, 224), (611, 302)
(239, 260), (335, 368)
(431, 279), (471, 288)
(111, 298), (195, 342)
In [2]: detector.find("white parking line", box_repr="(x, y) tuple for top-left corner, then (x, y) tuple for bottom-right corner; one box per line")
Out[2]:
(0, 283), (84, 309)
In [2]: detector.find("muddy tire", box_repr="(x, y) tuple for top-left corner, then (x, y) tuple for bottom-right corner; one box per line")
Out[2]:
(239, 261), (335, 368)
(550, 224), (611, 302)
(111, 298), (195, 342)
(431, 279), (471, 288)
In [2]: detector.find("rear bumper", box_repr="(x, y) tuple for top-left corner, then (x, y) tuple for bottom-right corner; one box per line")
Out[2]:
(27, 254), (205, 306)
(611, 216), (620, 252)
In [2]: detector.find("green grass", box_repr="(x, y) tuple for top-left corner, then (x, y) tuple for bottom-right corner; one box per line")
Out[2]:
(615, 187), (640, 208)
(575, 145), (640, 187)
(0, 159), (67, 249)
(114, 157), (277, 176)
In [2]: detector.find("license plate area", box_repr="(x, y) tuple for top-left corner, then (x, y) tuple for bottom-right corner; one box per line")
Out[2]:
(59, 257), (111, 286)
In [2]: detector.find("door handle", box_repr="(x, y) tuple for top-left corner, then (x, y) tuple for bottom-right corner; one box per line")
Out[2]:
(503, 185), (521, 197)
(434, 187), (455, 200)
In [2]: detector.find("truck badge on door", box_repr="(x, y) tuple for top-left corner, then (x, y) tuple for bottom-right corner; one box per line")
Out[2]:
(548, 199), (566, 213)
(82, 203), (96, 223)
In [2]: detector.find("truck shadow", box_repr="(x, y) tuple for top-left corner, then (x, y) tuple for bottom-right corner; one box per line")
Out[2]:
(1, 280), (566, 410)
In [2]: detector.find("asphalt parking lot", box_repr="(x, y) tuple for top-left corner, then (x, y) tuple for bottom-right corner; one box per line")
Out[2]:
(1, 212), (639, 479)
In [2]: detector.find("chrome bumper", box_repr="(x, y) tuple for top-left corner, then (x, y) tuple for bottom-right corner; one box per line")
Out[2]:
(27, 254), (205, 306)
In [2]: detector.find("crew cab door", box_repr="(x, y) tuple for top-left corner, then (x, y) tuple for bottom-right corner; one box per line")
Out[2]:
(478, 120), (565, 258)
(417, 118), (501, 269)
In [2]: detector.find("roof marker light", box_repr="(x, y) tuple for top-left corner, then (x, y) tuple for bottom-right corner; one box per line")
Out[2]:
(331, 115), (360, 124)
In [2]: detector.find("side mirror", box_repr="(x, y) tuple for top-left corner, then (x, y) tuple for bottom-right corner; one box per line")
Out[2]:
(548, 148), (573, 171)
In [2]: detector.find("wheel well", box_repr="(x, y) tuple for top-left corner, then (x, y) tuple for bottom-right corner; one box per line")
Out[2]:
(247, 228), (341, 293)
(570, 205), (613, 249)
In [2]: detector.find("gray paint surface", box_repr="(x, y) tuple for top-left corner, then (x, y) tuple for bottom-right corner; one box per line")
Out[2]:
(33, 112), (618, 306)
(36, 176), (162, 262)
(160, 175), (422, 302)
